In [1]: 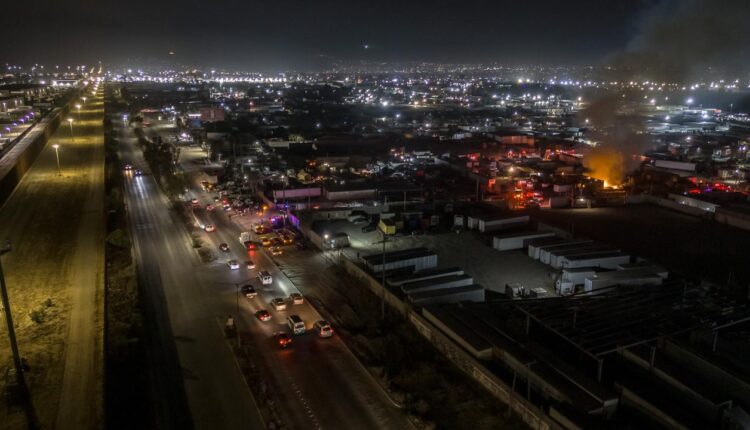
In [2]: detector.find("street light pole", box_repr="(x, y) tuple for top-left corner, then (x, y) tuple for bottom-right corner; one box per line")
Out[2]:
(0, 242), (39, 429)
(75, 104), (81, 121)
(381, 231), (387, 321)
(67, 118), (74, 144)
(235, 284), (241, 347)
(52, 144), (61, 176)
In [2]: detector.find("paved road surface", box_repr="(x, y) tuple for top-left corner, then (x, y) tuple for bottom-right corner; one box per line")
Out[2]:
(177, 145), (413, 430)
(112, 104), (264, 430)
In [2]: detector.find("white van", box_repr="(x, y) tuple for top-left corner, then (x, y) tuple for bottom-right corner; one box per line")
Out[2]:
(258, 270), (273, 285)
(286, 315), (306, 335)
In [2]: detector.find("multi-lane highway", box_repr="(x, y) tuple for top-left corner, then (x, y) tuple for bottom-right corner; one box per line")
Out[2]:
(120, 113), (412, 429)
(113, 106), (264, 430)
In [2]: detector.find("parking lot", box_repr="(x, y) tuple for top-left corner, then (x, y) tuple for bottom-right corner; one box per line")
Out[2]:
(316, 219), (556, 296)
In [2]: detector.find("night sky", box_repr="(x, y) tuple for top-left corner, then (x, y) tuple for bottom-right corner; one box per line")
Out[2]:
(1, 0), (745, 74)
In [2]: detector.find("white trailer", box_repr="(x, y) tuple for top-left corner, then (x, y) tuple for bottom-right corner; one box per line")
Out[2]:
(550, 246), (616, 268)
(561, 252), (631, 269)
(408, 285), (485, 306)
(536, 240), (594, 263)
(493, 231), (556, 251)
(477, 215), (529, 233)
(401, 274), (474, 295)
(556, 267), (598, 295)
(584, 269), (664, 293)
(527, 238), (566, 259)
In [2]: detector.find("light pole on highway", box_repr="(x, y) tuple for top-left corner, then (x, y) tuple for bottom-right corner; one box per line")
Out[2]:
(67, 118), (74, 144)
(75, 104), (81, 121)
(0, 241), (40, 429)
(235, 283), (242, 347)
(52, 144), (61, 176)
(81, 96), (87, 106)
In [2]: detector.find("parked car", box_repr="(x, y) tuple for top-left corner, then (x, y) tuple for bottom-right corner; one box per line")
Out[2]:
(361, 223), (377, 233)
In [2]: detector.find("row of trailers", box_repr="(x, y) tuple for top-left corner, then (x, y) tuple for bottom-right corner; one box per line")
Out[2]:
(525, 238), (669, 296)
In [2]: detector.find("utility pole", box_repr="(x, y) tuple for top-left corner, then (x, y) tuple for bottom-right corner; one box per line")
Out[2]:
(0, 241), (39, 429)
(381, 231), (387, 321)
(234, 284), (241, 347)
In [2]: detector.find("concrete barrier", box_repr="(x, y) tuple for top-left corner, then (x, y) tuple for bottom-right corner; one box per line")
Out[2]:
(340, 254), (562, 430)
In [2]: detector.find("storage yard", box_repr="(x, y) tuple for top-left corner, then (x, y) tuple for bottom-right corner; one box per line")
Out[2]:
(534, 205), (750, 291)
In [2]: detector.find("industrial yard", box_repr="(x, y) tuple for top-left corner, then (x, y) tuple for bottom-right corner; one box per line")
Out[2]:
(533, 205), (750, 292)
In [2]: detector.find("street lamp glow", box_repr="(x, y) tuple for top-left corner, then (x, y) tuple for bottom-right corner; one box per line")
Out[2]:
(52, 144), (61, 175)
(67, 118), (75, 143)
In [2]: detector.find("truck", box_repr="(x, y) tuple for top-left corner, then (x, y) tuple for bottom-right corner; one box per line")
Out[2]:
(239, 231), (252, 247)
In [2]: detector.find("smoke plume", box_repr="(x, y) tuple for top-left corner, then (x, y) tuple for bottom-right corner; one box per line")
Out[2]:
(610, 0), (750, 82)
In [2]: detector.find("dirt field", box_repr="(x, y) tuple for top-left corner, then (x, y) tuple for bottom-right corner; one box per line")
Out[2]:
(0, 88), (104, 429)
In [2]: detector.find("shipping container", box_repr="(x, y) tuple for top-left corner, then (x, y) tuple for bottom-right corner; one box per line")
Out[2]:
(492, 231), (556, 251)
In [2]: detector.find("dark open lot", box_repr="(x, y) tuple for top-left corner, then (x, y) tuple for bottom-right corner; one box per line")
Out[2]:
(533, 205), (750, 293)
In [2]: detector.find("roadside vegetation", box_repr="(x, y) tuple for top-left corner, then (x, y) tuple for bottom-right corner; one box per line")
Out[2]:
(305, 263), (527, 430)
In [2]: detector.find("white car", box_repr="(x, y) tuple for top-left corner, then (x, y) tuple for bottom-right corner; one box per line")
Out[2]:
(289, 293), (304, 305)
(258, 270), (272, 285)
(204, 224), (216, 232)
(271, 298), (287, 311)
(227, 260), (240, 270)
(314, 320), (334, 338)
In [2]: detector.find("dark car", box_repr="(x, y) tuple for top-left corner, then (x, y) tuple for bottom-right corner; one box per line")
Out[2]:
(361, 223), (377, 233)
(255, 309), (271, 322)
(275, 332), (292, 348)
(241, 284), (257, 298)
(219, 243), (230, 252)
